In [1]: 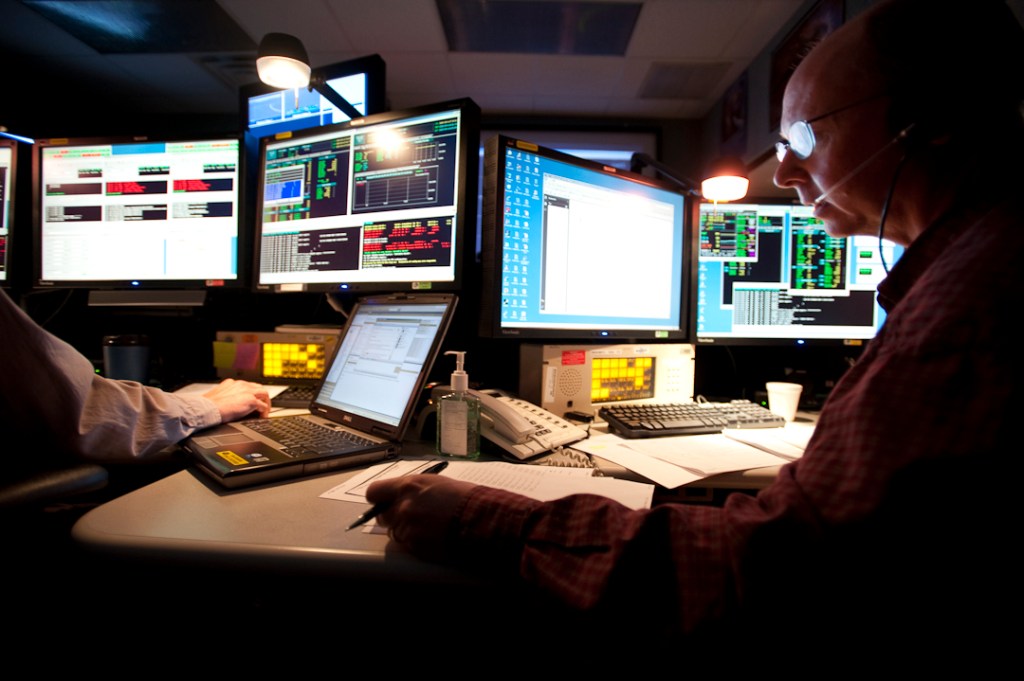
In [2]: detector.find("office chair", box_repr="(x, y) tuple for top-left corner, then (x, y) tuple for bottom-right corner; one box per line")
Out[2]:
(1, 463), (111, 626)
(0, 463), (108, 511)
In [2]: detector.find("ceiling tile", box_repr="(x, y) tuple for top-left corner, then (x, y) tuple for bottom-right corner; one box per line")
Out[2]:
(533, 93), (612, 115)
(0, 0), (845, 126)
(728, 0), (808, 59)
(437, 0), (641, 55)
(21, 0), (254, 53)
(377, 52), (456, 94)
(467, 93), (538, 115)
(639, 61), (732, 99)
(447, 52), (541, 95)
(529, 55), (625, 96)
(325, 0), (449, 52)
(108, 53), (235, 108)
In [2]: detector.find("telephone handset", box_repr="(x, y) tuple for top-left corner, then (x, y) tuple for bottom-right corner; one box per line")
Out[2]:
(467, 388), (588, 460)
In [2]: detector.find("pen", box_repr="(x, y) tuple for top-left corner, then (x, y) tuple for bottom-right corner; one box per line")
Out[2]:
(345, 460), (449, 531)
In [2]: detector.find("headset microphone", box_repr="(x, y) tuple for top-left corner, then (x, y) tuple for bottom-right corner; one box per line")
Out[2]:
(812, 123), (917, 206)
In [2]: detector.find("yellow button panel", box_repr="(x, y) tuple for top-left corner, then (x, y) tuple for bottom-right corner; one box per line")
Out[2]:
(591, 356), (655, 403)
(262, 342), (328, 380)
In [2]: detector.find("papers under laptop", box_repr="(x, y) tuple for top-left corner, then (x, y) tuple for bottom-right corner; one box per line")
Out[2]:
(184, 293), (457, 489)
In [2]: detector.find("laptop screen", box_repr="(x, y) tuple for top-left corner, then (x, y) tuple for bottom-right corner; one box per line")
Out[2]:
(311, 294), (456, 431)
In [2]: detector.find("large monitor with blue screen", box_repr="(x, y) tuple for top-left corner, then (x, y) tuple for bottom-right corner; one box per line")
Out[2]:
(253, 98), (480, 293)
(0, 138), (15, 286)
(32, 134), (243, 291)
(478, 135), (691, 340)
(694, 201), (903, 346)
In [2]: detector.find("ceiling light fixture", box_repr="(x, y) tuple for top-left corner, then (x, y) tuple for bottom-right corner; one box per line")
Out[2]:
(256, 32), (311, 89)
(256, 32), (362, 120)
(700, 155), (750, 203)
(630, 152), (749, 203)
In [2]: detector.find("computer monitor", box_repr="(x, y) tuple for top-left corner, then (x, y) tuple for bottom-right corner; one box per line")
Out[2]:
(32, 134), (244, 295)
(478, 135), (691, 340)
(253, 98), (480, 294)
(0, 137), (15, 286)
(694, 201), (903, 346)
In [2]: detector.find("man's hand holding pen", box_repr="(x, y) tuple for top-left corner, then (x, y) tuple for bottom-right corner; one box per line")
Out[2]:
(347, 460), (450, 531)
(361, 462), (480, 562)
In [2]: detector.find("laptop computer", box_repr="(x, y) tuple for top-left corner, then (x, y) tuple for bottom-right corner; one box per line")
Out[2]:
(184, 293), (457, 489)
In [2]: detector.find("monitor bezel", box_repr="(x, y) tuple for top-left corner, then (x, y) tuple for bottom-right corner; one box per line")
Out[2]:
(251, 97), (481, 295)
(692, 197), (895, 348)
(31, 132), (247, 292)
(0, 137), (17, 288)
(478, 134), (693, 342)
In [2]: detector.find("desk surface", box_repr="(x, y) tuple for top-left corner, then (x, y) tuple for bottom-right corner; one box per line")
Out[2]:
(71, 462), (483, 582)
(73, 434), (802, 578)
(73, 400), (817, 576)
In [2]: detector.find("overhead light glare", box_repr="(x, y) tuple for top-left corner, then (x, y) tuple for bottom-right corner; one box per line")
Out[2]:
(700, 156), (749, 203)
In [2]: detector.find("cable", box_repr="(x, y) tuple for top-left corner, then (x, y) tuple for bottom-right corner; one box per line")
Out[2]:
(877, 152), (910, 275)
(325, 293), (351, 321)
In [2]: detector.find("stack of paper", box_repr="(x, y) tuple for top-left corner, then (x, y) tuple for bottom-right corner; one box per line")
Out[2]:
(571, 422), (814, 489)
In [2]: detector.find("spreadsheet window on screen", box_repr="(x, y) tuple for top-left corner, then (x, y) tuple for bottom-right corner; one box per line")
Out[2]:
(696, 202), (903, 345)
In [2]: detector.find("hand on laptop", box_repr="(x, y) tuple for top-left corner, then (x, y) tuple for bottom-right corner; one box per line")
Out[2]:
(202, 378), (272, 422)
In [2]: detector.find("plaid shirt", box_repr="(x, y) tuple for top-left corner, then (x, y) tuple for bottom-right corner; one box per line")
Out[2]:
(451, 187), (1023, 650)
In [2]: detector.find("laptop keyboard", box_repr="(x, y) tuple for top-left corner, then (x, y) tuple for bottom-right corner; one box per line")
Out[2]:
(244, 416), (376, 457)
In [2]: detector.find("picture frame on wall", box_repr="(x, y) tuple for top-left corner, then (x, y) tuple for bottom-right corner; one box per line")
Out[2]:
(721, 71), (748, 146)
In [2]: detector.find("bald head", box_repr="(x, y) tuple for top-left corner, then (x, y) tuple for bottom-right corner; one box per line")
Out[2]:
(783, 16), (881, 134)
(775, 0), (1024, 244)
(793, 0), (1024, 141)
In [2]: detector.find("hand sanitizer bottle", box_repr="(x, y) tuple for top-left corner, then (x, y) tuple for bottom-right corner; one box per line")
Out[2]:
(436, 350), (480, 459)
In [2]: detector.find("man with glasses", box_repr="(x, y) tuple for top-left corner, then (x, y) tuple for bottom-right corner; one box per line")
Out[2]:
(366, 0), (1024, 664)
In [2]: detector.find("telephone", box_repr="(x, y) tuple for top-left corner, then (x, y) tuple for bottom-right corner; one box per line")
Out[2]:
(468, 388), (589, 460)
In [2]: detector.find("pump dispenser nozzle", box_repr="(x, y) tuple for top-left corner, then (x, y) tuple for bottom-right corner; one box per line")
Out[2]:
(445, 350), (469, 392)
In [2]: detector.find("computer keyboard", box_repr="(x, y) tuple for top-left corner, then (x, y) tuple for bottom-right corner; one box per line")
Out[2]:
(270, 385), (318, 408)
(598, 399), (786, 438)
(244, 416), (374, 457)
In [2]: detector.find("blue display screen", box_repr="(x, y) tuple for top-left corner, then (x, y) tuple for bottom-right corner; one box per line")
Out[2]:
(695, 202), (903, 345)
(496, 141), (687, 336)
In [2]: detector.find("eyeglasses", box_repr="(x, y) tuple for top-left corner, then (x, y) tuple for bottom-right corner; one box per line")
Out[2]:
(775, 93), (890, 162)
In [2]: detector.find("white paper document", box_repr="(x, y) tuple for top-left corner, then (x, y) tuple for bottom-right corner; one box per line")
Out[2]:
(321, 458), (655, 510)
(572, 430), (801, 489)
(175, 382), (307, 415)
(175, 382), (291, 399)
(722, 422), (814, 461)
